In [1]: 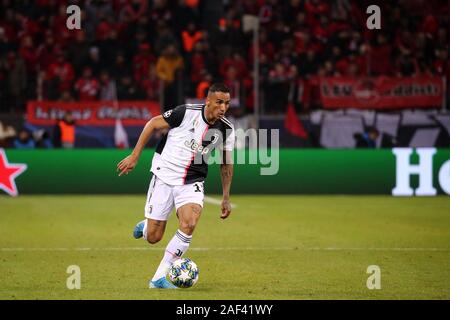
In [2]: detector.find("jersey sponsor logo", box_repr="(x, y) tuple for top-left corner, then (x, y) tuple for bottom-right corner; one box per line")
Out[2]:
(185, 139), (209, 155)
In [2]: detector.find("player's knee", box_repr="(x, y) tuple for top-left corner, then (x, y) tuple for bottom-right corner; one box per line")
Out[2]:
(179, 221), (196, 235)
(146, 232), (162, 244)
(178, 204), (202, 235)
(191, 204), (202, 215)
(146, 236), (161, 244)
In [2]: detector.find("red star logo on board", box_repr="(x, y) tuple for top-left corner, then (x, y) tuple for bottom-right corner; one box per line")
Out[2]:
(0, 149), (27, 197)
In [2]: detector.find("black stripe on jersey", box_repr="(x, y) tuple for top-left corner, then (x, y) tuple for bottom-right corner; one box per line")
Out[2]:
(220, 117), (233, 128)
(201, 104), (212, 125)
(184, 167), (208, 185)
(155, 133), (168, 155)
(147, 175), (157, 203)
(162, 105), (186, 128)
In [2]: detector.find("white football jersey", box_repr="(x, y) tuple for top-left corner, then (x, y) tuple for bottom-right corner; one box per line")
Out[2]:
(150, 104), (235, 186)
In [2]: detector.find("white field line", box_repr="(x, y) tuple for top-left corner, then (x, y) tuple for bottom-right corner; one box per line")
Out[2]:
(1, 247), (449, 252)
(204, 196), (237, 208)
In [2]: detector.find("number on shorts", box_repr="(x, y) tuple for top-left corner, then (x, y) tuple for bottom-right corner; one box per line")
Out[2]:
(194, 183), (202, 193)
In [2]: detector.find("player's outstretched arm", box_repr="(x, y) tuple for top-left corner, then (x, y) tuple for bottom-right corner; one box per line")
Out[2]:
(117, 115), (170, 176)
(220, 150), (234, 219)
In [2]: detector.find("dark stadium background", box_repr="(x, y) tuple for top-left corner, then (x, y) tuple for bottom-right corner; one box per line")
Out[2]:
(0, 0), (448, 149)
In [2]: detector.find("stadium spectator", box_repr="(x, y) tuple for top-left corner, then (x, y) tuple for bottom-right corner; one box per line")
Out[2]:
(33, 129), (53, 149)
(156, 44), (184, 109)
(14, 129), (35, 149)
(368, 34), (393, 76)
(354, 128), (380, 148)
(220, 52), (248, 80)
(59, 90), (75, 103)
(18, 35), (39, 75)
(85, 46), (103, 77)
(119, 0), (149, 23)
(46, 51), (75, 99)
(433, 48), (449, 77)
(181, 21), (203, 54)
(172, 0), (200, 34)
(111, 52), (131, 80)
(248, 28), (275, 65)
(141, 64), (159, 101)
(36, 31), (59, 71)
(2, 52), (27, 111)
(0, 27), (13, 57)
(133, 43), (156, 84)
(154, 21), (178, 56)
(67, 30), (91, 74)
(0, 121), (16, 148)
(85, 0), (115, 30)
(435, 28), (448, 50)
(433, 47), (450, 108)
(54, 112), (76, 149)
(196, 73), (212, 99)
(75, 66), (100, 101)
(216, 14), (245, 54)
(266, 62), (295, 113)
(117, 75), (142, 100)
(222, 64), (245, 106)
(395, 51), (419, 77)
(189, 41), (207, 85)
(51, 4), (74, 46)
(95, 16), (116, 42)
(99, 70), (117, 101)
(97, 28), (121, 67)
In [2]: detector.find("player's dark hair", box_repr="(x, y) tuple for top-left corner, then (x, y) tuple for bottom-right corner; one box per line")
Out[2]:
(208, 83), (230, 94)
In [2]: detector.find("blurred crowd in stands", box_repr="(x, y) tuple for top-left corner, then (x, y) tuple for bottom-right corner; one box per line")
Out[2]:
(0, 111), (75, 148)
(0, 0), (449, 116)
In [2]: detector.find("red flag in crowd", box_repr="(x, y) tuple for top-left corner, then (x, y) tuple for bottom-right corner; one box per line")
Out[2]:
(114, 118), (129, 149)
(284, 103), (308, 139)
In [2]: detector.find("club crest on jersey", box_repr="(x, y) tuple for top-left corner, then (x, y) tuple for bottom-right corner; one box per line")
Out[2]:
(185, 139), (209, 155)
(211, 133), (220, 144)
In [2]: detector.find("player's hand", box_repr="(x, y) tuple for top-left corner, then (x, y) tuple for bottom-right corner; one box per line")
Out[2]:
(220, 198), (232, 219)
(117, 155), (138, 176)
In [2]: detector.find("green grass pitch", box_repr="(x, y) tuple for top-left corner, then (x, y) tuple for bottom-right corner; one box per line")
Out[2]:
(0, 195), (449, 300)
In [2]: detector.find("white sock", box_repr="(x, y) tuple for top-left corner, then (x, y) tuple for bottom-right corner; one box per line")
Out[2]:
(143, 220), (148, 241)
(151, 229), (192, 281)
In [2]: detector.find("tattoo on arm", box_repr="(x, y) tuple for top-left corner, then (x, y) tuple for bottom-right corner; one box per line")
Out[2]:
(220, 163), (233, 198)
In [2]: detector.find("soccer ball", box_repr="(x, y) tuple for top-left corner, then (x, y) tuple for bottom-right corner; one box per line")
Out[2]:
(167, 258), (199, 288)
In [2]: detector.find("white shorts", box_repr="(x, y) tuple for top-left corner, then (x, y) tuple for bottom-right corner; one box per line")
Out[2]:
(144, 175), (204, 221)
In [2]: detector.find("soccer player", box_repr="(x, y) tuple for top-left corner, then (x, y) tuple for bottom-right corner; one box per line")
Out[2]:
(117, 83), (235, 289)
